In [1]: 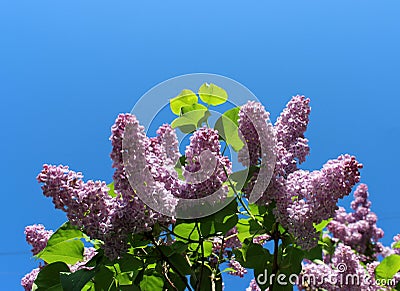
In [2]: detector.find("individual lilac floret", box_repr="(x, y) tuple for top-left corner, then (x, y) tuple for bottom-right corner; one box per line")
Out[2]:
(275, 155), (363, 250)
(246, 279), (262, 291)
(21, 268), (40, 291)
(24, 224), (53, 255)
(328, 184), (384, 261)
(228, 259), (247, 277)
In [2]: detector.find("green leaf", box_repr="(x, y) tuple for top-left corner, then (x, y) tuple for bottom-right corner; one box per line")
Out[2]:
(170, 241), (188, 254)
(393, 241), (400, 249)
(173, 223), (199, 241)
(129, 234), (150, 249)
(245, 243), (270, 269)
(197, 200), (238, 237)
(168, 253), (192, 275)
(140, 270), (164, 291)
(203, 241), (213, 257)
(36, 222), (84, 265)
(375, 254), (400, 280)
(236, 218), (264, 243)
(118, 253), (143, 272)
(303, 244), (323, 261)
(313, 218), (332, 232)
(166, 271), (187, 291)
(181, 103), (207, 113)
(170, 89), (198, 115)
(214, 108), (244, 152)
(33, 262), (70, 291)
(116, 272), (133, 286)
(254, 260), (272, 291)
(171, 109), (210, 133)
(60, 269), (96, 291)
(198, 83), (228, 106)
(93, 266), (115, 290)
(108, 182), (116, 197)
(280, 246), (304, 274)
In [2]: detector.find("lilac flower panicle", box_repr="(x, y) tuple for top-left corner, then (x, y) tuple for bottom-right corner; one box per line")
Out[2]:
(238, 101), (272, 166)
(299, 243), (369, 291)
(180, 126), (231, 200)
(237, 101), (275, 201)
(275, 155), (362, 249)
(328, 184), (384, 261)
(228, 259), (247, 277)
(24, 224), (53, 255)
(21, 268), (40, 291)
(224, 226), (242, 250)
(274, 95), (311, 176)
(259, 95), (311, 206)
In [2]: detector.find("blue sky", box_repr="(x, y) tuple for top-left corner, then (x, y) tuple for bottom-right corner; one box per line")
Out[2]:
(1, 1), (400, 290)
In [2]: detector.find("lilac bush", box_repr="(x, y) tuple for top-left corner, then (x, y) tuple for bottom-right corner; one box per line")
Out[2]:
(22, 84), (400, 290)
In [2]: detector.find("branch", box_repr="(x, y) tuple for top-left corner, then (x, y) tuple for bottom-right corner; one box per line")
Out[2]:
(151, 237), (193, 291)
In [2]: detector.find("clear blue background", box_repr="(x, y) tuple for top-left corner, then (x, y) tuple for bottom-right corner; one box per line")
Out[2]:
(1, 1), (399, 290)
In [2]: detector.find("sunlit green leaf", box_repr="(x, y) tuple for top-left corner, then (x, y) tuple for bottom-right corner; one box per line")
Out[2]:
(313, 218), (332, 232)
(108, 182), (116, 197)
(214, 108), (244, 152)
(140, 270), (164, 291)
(170, 89), (198, 115)
(198, 83), (228, 106)
(375, 254), (400, 280)
(171, 109), (210, 133)
(36, 222), (84, 265)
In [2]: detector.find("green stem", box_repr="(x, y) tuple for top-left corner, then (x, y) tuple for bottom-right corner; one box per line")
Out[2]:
(195, 222), (205, 291)
(270, 223), (280, 291)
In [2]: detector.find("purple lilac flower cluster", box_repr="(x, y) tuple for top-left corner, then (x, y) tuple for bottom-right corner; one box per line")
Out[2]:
(238, 96), (362, 250)
(228, 259), (247, 277)
(38, 113), (232, 259)
(328, 184), (384, 261)
(210, 227), (242, 267)
(275, 154), (362, 249)
(24, 224), (53, 256)
(108, 114), (175, 258)
(180, 126), (232, 199)
(298, 243), (382, 291)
